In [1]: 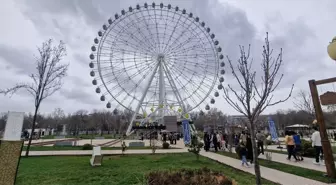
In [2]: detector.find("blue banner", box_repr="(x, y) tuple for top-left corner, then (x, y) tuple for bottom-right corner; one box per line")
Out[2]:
(268, 117), (278, 141)
(182, 120), (191, 145)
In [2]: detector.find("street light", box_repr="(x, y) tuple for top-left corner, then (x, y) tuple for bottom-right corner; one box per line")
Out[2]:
(327, 37), (336, 60)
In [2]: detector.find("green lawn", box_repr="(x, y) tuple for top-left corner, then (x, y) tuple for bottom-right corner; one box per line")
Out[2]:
(40, 134), (126, 139)
(22, 146), (162, 151)
(218, 151), (336, 183)
(16, 153), (277, 185)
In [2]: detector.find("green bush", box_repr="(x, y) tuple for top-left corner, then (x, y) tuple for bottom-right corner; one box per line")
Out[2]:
(188, 135), (202, 160)
(301, 140), (315, 157)
(146, 167), (237, 185)
(82, 143), (93, 150)
(162, 142), (170, 149)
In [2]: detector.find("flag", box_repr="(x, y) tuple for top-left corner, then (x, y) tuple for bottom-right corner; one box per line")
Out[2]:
(268, 117), (278, 142)
(182, 120), (191, 145)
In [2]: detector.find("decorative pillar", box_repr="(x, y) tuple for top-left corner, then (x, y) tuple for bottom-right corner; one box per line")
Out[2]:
(0, 112), (25, 185)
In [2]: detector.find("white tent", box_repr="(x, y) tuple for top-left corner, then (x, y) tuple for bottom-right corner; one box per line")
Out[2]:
(285, 124), (309, 128)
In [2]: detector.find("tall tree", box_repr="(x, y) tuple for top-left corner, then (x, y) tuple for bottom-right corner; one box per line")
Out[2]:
(0, 112), (8, 132)
(221, 33), (293, 185)
(293, 90), (315, 119)
(52, 108), (65, 135)
(0, 39), (69, 156)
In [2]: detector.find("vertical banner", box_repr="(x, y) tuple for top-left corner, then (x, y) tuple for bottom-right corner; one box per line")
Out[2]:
(182, 120), (191, 145)
(268, 117), (278, 142)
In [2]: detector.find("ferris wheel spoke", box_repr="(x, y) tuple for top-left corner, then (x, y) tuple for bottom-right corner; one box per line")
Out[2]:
(104, 37), (152, 55)
(164, 18), (196, 53)
(152, 8), (161, 52)
(166, 61), (217, 79)
(138, 9), (160, 53)
(162, 11), (183, 53)
(114, 19), (156, 54)
(169, 72), (202, 109)
(169, 64), (214, 95)
(100, 46), (148, 57)
(124, 10), (157, 52)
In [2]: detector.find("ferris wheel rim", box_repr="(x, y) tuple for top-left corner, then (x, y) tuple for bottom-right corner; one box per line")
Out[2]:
(90, 2), (224, 113)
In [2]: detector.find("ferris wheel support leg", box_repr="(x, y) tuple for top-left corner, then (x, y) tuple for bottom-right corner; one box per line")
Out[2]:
(126, 63), (160, 136)
(158, 58), (166, 124)
(162, 62), (186, 113)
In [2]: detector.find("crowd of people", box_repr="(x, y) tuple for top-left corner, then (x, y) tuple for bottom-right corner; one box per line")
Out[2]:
(203, 130), (266, 167)
(284, 126), (324, 165)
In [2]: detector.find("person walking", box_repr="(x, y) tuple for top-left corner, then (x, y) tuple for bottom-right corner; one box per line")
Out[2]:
(240, 131), (247, 145)
(285, 131), (298, 161)
(311, 126), (323, 165)
(239, 142), (250, 167)
(293, 131), (303, 161)
(246, 133), (254, 164)
(212, 132), (218, 152)
(203, 132), (210, 152)
(216, 132), (222, 150)
(256, 130), (265, 155)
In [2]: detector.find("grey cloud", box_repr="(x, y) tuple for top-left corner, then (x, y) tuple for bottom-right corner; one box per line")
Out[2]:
(0, 44), (36, 74)
(59, 87), (100, 105)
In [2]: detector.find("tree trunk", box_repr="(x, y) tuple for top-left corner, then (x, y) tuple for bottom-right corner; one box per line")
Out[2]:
(250, 122), (262, 185)
(25, 106), (38, 157)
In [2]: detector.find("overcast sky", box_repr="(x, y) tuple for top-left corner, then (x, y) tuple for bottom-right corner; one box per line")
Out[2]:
(1, 0), (336, 116)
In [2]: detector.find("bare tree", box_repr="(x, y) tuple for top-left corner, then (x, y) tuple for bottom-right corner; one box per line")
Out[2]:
(293, 90), (315, 119)
(0, 112), (8, 132)
(52, 108), (65, 135)
(0, 39), (69, 156)
(222, 33), (293, 185)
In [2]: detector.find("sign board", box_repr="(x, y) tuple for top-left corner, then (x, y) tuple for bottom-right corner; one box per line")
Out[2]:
(163, 116), (177, 132)
(182, 120), (191, 145)
(268, 117), (278, 142)
(3, 112), (24, 141)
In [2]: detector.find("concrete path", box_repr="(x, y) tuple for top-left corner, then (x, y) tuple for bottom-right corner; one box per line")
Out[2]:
(259, 151), (328, 172)
(200, 151), (329, 185)
(224, 147), (329, 172)
(21, 148), (188, 156)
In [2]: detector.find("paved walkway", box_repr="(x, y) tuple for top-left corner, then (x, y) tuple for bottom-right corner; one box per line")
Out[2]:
(200, 151), (329, 185)
(225, 147), (329, 172)
(259, 151), (328, 172)
(21, 148), (188, 156)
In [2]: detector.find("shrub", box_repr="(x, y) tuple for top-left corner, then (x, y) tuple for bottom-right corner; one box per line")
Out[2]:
(82, 143), (93, 150)
(188, 135), (202, 160)
(301, 140), (315, 157)
(146, 167), (237, 185)
(162, 142), (170, 149)
(121, 141), (127, 155)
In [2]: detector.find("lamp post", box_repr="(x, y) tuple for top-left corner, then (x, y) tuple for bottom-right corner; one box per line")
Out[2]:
(327, 37), (336, 60)
(308, 37), (336, 178)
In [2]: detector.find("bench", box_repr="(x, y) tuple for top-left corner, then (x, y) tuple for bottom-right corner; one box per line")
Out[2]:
(95, 137), (105, 139)
(55, 136), (65, 139)
(54, 141), (74, 146)
(90, 146), (103, 166)
(129, 142), (145, 147)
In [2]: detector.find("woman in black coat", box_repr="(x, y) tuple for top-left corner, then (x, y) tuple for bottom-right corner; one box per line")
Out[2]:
(246, 134), (253, 164)
(203, 132), (210, 151)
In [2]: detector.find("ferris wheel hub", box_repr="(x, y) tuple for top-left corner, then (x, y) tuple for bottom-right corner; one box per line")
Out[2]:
(157, 54), (165, 62)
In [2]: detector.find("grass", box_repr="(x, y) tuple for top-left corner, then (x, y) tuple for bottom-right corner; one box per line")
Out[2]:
(40, 134), (126, 139)
(22, 146), (166, 151)
(16, 153), (277, 185)
(218, 151), (336, 183)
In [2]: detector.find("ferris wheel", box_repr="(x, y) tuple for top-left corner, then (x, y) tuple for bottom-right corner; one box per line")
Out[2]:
(88, 3), (225, 135)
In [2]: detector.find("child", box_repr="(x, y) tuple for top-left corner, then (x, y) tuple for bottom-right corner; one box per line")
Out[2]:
(240, 143), (249, 167)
